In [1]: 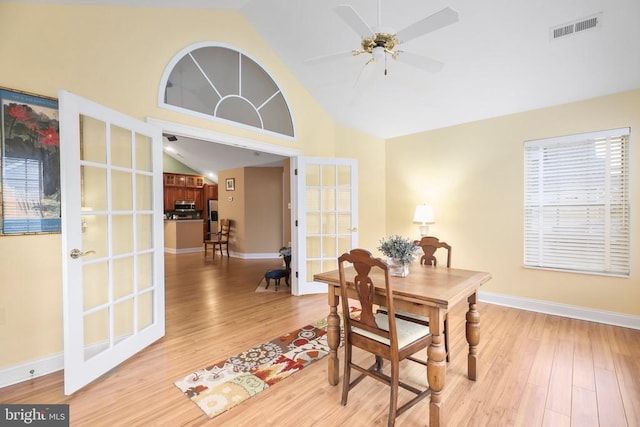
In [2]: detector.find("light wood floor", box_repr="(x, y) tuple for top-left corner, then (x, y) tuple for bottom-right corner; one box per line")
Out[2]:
(2, 253), (639, 426)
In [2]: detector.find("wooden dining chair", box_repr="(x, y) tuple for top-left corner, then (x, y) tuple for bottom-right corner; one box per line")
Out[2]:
(415, 236), (451, 267)
(338, 248), (431, 427)
(377, 236), (452, 362)
(204, 218), (230, 258)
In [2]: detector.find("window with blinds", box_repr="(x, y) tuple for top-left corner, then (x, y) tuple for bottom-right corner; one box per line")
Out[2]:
(2, 157), (57, 233)
(524, 128), (630, 276)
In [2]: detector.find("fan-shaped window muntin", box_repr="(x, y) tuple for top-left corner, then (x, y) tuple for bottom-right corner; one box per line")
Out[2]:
(160, 43), (294, 139)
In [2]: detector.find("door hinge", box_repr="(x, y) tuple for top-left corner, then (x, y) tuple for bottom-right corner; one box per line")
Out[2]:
(295, 220), (298, 227)
(295, 271), (298, 278)
(294, 168), (298, 175)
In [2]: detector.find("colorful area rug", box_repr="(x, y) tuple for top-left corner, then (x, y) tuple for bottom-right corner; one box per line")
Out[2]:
(174, 307), (361, 419)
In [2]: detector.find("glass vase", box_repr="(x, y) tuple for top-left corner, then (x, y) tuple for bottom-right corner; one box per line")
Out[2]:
(386, 257), (409, 277)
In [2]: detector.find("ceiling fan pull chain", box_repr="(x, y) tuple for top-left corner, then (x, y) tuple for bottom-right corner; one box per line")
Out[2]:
(384, 51), (388, 75)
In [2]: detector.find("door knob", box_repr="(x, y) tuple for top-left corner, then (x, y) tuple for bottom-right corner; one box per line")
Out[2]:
(70, 249), (96, 259)
(350, 227), (358, 232)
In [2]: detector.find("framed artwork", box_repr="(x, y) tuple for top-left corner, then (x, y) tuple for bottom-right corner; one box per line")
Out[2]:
(0, 87), (61, 234)
(225, 178), (235, 191)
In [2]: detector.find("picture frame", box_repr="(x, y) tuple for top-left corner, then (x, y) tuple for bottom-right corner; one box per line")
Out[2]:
(225, 178), (235, 191)
(0, 87), (61, 235)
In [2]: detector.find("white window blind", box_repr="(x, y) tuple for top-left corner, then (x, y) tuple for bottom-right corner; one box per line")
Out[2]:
(524, 128), (630, 276)
(2, 157), (44, 233)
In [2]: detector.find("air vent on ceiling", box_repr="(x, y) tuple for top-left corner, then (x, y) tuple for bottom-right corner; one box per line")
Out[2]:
(550, 13), (601, 40)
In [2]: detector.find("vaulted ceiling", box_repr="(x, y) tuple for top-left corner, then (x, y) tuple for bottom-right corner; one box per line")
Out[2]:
(46, 0), (640, 176)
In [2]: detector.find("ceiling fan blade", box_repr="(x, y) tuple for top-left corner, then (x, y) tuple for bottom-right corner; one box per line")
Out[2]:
(396, 7), (459, 43)
(303, 50), (355, 64)
(396, 51), (444, 73)
(333, 4), (375, 39)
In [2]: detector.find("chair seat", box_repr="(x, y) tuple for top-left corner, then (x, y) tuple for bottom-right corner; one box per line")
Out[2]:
(352, 313), (430, 347)
(264, 269), (288, 280)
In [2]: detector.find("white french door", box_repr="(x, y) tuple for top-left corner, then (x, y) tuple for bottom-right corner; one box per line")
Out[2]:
(292, 157), (358, 295)
(59, 91), (165, 395)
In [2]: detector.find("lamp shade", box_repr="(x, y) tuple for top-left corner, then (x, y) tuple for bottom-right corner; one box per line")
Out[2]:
(413, 205), (434, 224)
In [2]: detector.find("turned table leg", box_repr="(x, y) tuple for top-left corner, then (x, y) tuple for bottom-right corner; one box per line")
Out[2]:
(427, 309), (447, 427)
(327, 289), (341, 386)
(466, 292), (480, 381)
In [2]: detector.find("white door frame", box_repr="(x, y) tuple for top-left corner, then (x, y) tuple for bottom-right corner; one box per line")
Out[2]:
(146, 117), (302, 278)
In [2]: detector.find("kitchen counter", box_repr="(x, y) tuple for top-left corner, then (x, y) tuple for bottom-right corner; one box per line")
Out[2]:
(164, 219), (204, 254)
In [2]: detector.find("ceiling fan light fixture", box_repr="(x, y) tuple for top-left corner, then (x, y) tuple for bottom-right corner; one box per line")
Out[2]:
(372, 45), (385, 62)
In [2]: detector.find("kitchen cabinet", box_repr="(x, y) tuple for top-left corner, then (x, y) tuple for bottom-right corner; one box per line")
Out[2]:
(163, 173), (212, 211)
(203, 183), (218, 200)
(163, 173), (203, 188)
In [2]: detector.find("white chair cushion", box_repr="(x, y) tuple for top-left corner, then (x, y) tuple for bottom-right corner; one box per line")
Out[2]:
(352, 313), (430, 348)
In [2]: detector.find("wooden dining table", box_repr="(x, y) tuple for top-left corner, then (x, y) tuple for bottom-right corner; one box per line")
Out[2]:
(313, 264), (492, 426)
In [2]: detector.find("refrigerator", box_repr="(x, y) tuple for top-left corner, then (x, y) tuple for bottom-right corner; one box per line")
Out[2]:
(208, 200), (219, 234)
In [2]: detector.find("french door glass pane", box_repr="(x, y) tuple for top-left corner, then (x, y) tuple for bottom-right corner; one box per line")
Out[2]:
(110, 124), (132, 168)
(137, 253), (153, 290)
(138, 291), (154, 330)
(135, 134), (152, 172)
(82, 214), (107, 258)
(112, 170), (133, 211)
(83, 309), (109, 361)
(112, 214), (133, 255)
(113, 257), (134, 299)
(81, 166), (107, 211)
(82, 261), (108, 311)
(80, 116), (106, 163)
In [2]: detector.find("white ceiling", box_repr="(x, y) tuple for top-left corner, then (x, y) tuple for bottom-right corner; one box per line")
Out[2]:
(35, 0), (640, 176)
(238, 0), (640, 139)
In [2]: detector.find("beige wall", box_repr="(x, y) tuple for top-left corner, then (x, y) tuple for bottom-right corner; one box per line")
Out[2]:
(387, 90), (640, 316)
(333, 125), (387, 251)
(217, 167), (285, 255)
(0, 3), (379, 370)
(245, 167), (285, 253)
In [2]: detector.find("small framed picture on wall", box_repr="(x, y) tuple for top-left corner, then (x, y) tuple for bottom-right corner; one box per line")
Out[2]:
(225, 178), (235, 191)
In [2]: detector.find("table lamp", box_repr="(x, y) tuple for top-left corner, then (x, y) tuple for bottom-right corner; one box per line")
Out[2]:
(413, 204), (434, 237)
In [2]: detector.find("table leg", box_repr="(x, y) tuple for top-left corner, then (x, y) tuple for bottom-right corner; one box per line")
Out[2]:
(466, 292), (480, 381)
(327, 290), (341, 386)
(427, 309), (446, 427)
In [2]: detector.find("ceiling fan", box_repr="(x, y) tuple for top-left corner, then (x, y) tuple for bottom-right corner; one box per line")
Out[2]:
(308, 2), (459, 76)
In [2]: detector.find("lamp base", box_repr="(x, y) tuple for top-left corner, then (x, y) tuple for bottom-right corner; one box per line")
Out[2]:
(418, 224), (429, 237)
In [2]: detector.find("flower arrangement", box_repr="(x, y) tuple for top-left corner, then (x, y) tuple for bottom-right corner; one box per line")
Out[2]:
(377, 235), (419, 265)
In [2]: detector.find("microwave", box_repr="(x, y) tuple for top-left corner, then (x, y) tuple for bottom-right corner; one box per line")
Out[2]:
(174, 200), (196, 211)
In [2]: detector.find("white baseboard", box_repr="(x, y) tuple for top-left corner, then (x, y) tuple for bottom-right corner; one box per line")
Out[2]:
(164, 247), (204, 254)
(0, 353), (64, 389)
(479, 291), (640, 330)
(231, 252), (279, 259)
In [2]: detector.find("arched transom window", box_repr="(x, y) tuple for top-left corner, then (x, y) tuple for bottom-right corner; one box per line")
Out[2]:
(160, 43), (294, 138)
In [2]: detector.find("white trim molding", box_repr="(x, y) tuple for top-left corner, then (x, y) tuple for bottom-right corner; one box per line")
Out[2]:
(0, 353), (64, 389)
(479, 291), (640, 330)
(164, 247), (204, 254)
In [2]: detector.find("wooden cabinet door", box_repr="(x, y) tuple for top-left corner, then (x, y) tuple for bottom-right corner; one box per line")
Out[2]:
(194, 189), (204, 211)
(204, 183), (218, 200)
(163, 189), (174, 211)
(164, 173), (176, 186)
